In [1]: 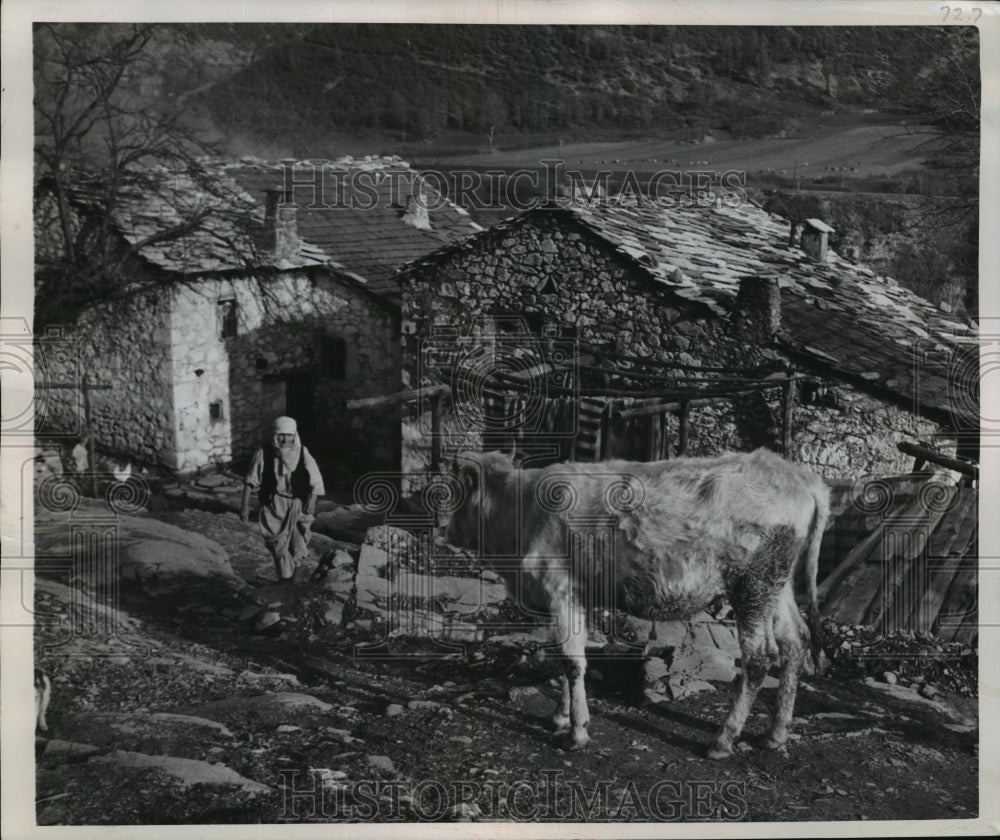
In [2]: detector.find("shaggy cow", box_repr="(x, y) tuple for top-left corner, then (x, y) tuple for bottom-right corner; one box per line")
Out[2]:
(443, 449), (829, 758)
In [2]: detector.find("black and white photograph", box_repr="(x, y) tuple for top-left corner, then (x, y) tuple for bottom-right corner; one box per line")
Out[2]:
(1, 0), (996, 834)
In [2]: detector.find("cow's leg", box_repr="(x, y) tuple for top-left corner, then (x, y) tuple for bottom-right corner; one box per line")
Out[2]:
(765, 586), (807, 749)
(552, 675), (571, 734)
(560, 650), (590, 749)
(708, 612), (769, 759)
(553, 599), (590, 749)
(539, 562), (590, 749)
(765, 619), (779, 666)
(558, 623), (590, 749)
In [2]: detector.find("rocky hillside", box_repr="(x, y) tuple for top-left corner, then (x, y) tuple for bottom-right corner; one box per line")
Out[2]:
(97, 24), (978, 159)
(30, 456), (979, 824)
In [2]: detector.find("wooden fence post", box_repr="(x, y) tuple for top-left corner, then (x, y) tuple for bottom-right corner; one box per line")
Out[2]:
(644, 411), (659, 462)
(782, 376), (796, 457)
(677, 400), (690, 456)
(430, 392), (442, 473)
(82, 381), (98, 497)
(565, 398), (578, 462)
(599, 400), (611, 460)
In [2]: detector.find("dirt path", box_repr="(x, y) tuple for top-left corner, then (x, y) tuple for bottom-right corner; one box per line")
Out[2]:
(34, 506), (978, 825)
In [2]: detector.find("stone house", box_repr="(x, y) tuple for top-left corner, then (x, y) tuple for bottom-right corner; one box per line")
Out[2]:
(398, 199), (977, 480)
(36, 157), (482, 479)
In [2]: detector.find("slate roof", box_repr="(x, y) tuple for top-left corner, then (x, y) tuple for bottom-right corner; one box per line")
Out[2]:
(401, 199), (977, 429)
(569, 202), (976, 428)
(70, 165), (332, 274)
(227, 157), (483, 299)
(70, 157), (482, 299)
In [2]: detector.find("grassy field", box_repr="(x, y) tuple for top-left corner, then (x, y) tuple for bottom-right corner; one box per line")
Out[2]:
(390, 111), (971, 206)
(414, 116), (948, 187)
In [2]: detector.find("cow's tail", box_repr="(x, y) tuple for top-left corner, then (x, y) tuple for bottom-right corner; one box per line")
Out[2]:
(801, 486), (830, 675)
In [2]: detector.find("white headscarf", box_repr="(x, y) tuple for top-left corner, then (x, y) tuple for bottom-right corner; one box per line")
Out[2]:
(270, 415), (302, 473)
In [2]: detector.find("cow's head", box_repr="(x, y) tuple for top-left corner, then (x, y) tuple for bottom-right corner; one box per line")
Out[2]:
(441, 450), (515, 553)
(442, 453), (484, 552)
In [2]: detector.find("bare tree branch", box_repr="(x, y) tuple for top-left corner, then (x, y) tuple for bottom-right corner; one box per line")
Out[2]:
(34, 23), (232, 325)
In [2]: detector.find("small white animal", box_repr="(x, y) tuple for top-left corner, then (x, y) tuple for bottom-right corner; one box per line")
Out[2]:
(111, 461), (132, 485)
(35, 668), (51, 732)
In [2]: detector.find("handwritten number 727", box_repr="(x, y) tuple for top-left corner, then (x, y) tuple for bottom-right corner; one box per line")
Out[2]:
(941, 7), (984, 23)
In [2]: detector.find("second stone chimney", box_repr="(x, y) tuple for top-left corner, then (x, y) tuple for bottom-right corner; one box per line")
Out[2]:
(736, 275), (781, 345)
(801, 218), (834, 263)
(264, 188), (298, 259)
(402, 193), (431, 231)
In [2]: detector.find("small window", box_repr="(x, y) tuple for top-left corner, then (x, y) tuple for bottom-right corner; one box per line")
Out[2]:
(218, 298), (238, 339)
(319, 335), (347, 379)
(209, 401), (224, 421)
(539, 273), (560, 295)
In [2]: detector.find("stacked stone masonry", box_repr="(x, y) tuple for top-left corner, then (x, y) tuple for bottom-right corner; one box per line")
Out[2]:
(40, 270), (399, 477)
(401, 213), (950, 480)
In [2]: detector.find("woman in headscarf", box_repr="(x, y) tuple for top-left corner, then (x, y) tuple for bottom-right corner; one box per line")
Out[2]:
(241, 416), (325, 582)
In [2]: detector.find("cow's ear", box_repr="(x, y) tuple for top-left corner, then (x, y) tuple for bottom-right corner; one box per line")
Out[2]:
(458, 461), (479, 494)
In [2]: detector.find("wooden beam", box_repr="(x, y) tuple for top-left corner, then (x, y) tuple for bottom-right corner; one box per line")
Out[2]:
(905, 486), (977, 633)
(613, 399), (681, 419)
(82, 382), (98, 497)
(430, 392), (443, 473)
(936, 564), (979, 643)
(346, 384), (451, 411)
(644, 411), (658, 462)
(611, 376), (797, 419)
(35, 383), (113, 390)
(781, 375), (797, 456)
(897, 441), (978, 480)
(613, 394), (718, 420)
(482, 372), (794, 402)
(573, 341), (780, 375)
(818, 494), (928, 604)
(865, 495), (952, 632)
(677, 400), (690, 456)
(598, 401), (610, 460)
(576, 363), (792, 387)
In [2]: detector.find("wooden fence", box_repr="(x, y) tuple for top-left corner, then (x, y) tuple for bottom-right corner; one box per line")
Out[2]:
(819, 481), (978, 644)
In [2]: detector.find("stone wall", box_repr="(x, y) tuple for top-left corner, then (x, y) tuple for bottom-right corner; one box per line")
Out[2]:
(402, 212), (733, 383)
(632, 386), (949, 479)
(170, 271), (399, 477)
(400, 211), (952, 480)
(36, 288), (178, 469)
(37, 269), (400, 480)
(788, 388), (948, 479)
(400, 212), (736, 477)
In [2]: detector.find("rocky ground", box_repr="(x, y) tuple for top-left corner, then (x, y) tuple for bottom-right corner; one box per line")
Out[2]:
(32, 487), (979, 826)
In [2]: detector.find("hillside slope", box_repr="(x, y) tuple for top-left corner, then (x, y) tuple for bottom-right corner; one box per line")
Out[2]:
(184, 25), (976, 158)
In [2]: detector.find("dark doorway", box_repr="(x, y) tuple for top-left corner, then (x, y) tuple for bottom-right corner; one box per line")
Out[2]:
(284, 373), (315, 441)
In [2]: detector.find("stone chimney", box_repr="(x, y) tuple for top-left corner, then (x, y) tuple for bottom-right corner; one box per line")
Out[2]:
(736, 275), (781, 344)
(801, 218), (834, 263)
(263, 188), (298, 259)
(402, 193), (431, 231)
(787, 217), (800, 248)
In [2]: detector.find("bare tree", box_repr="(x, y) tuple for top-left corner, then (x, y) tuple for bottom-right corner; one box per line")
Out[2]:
(34, 23), (229, 323)
(893, 27), (980, 318)
(897, 28), (979, 209)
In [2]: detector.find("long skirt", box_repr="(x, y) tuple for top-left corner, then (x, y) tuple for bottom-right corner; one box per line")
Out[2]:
(259, 494), (312, 580)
